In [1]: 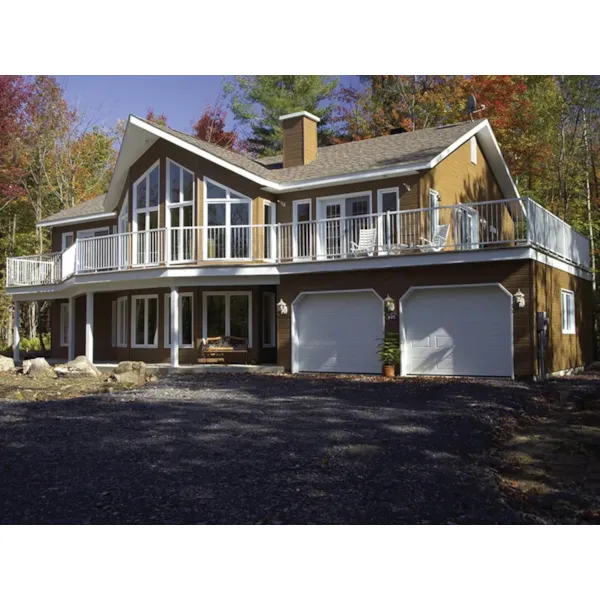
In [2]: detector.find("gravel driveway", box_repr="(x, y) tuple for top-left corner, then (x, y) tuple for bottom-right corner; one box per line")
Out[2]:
(0, 373), (541, 524)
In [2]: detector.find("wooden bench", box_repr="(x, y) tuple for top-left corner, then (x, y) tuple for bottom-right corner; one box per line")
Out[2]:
(198, 336), (249, 365)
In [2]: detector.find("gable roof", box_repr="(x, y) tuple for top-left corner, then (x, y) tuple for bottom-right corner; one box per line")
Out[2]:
(37, 195), (114, 227)
(38, 115), (520, 226)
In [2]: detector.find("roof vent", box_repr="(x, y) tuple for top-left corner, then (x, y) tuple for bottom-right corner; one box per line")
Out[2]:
(389, 126), (407, 135)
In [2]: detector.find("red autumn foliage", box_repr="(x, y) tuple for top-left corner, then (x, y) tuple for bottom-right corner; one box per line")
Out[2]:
(192, 104), (238, 150)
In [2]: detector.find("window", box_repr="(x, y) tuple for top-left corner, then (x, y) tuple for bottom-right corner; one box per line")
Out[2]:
(167, 160), (195, 262)
(262, 292), (276, 348)
(429, 189), (441, 238)
(205, 178), (251, 259)
(113, 296), (127, 348)
(112, 301), (117, 347)
(263, 201), (276, 260)
(470, 137), (478, 164)
(377, 188), (400, 248)
(118, 194), (129, 234)
(61, 232), (74, 251)
(133, 162), (160, 265)
(59, 303), (69, 347)
(131, 295), (159, 348)
(293, 199), (312, 259)
(561, 289), (575, 334)
(203, 292), (252, 347)
(164, 292), (194, 348)
(78, 227), (110, 239)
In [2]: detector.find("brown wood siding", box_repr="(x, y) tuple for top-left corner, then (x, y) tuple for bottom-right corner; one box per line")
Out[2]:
(302, 118), (318, 165)
(533, 261), (594, 374)
(51, 218), (117, 253)
(282, 118), (305, 168)
(277, 260), (534, 377)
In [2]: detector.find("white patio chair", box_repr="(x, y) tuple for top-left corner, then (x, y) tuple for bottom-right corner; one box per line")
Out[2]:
(419, 223), (450, 253)
(350, 228), (377, 257)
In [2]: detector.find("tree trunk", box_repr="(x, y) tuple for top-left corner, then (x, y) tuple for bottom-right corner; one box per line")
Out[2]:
(583, 109), (596, 293)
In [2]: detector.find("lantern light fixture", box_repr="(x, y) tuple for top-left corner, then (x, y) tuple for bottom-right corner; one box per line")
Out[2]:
(277, 299), (288, 316)
(513, 289), (525, 309)
(384, 295), (395, 313)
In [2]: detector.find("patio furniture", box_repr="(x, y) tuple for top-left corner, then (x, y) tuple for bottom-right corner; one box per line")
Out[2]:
(418, 223), (450, 253)
(349, 228), (377, 257)
(199, 336), (248, 364)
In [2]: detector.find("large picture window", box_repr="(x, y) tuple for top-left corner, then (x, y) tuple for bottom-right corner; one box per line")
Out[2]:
(205, 178), (251, 259)
(132, 295), (159, 348)
(203, 292), (252, 347)
(164, 292), (194, 348)
(116, 296), (128, 347)
(133, 162), (160, 265)
(167, 160), (195, 262)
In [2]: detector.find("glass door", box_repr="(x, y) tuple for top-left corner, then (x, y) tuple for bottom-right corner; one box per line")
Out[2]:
(324, 201), (342, 258)
(345, 195), (370, 254)
(456, 205), (480, 249)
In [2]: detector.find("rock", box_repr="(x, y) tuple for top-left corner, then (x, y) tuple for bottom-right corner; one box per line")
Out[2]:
(110, 361), (147, 385)
(23, 357), (57, 379)
(0, 355), (15, 372)
(55, 355), (101, 378)
(146, 374), (159, 383)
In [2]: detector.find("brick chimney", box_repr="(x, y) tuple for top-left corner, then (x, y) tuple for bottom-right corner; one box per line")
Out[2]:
(279, 111), (320, 168)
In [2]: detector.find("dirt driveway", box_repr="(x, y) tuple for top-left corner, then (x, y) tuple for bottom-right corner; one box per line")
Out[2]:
(0, 373), (589, 524)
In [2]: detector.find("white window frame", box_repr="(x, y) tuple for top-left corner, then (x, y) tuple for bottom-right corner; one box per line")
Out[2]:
(166, 159), (196, 263)
(77, 226), (110, 239)
(61, 231), (74, 251)
(561, 289), (576, 334)
(470, 137), (478, 165)
(133, 161), (161, 265)
(263, 200), (276, 261)
(118, 194), (129, 234)
(292, 199), (312, 261)
(164, 292), (195, 348)
(203, 177), (252, 261)
(429, 189), (441, 239)
(59, 303), (69, 347)
(262, 291), (276, 348)
(117, 296), (128, 347)
(111, 300), (117, 347)
(202, 291), (253, 348)
(377, 187), (400, 252)
(131, 294), (159, 348)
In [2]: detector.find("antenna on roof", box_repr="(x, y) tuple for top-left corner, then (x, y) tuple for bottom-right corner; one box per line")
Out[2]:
(466, 94), (486, 121)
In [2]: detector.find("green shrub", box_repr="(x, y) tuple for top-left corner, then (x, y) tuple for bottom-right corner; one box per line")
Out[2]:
(377, 332), (400, 366)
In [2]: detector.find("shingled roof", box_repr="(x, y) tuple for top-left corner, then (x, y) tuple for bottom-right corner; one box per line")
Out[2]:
(37, 195), (109, 225)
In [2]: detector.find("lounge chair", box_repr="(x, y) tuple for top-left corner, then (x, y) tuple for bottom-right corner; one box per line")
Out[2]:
(419, 223), (450, 253)
(350, 228), (377, 256)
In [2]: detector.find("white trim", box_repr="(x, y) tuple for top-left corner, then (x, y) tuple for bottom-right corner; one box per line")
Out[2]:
(377, 187), (400, 253)
(290, 288), (384, 374)
(202, 291), (253, 349)
(37, 212), (116, 228)
(68, 296), (75, 362)
(61, 232), (74, 251)
(561, 288), (576, 334)
(428, 189), (440, 238)
(470, 137), (478, 165)
(131, 294), (159, 348)
(278, 111), (321, 123)
(262, 291), (276, 348)
(59, 302), (69, 347)
(398, 283), (514, 379)
(292, 199), (312, 261)
(166, 158), (196, 263)
(85, 291), (94, 363)
(77, 226), (111, 239)
(376, 187), (400, 214)
(164, 291), (194, 348)
(130, 116), (274, 188)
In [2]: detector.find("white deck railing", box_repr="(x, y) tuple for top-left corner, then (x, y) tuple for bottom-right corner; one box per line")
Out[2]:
(5, 197), (590, 287)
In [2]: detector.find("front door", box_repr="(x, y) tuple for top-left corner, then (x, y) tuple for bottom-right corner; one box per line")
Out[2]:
(456, 205), (480, 249)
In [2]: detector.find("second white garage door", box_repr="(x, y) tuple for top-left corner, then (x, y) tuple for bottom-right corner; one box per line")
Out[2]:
(293, 291), (383, 374)
(402, 285), (513, 377)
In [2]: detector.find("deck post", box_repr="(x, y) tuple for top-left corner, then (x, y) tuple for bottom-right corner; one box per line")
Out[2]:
(13, 300), (20, 363)
(68, 296), (76, 362)
(85, 291), (94, 363)
(170, 287), (179, 369)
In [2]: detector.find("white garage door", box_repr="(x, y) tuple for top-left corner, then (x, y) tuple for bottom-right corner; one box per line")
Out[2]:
(293, 291), (383, 373)
(402, 285), (512, 377)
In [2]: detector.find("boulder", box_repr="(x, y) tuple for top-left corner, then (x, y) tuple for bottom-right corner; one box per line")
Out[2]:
(0, 355), (15, 372)
(23, 357), (57, 379)
(55, 355), (101, 378)
(110, 361), (147, 385)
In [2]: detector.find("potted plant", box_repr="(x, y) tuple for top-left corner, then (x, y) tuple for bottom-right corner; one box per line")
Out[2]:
(377, 332), (400, 378)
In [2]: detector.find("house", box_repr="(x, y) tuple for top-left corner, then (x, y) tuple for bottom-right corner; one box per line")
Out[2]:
(5, 111), (594, 379)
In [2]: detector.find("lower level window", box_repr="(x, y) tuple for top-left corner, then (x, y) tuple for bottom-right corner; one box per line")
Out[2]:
(132, 295), (158, 347)
(561, 289), (575, 334)
(60, 303), (69, 347)
(165, 292), (194, 347)
(117, 296), (128, 347)
(203, 292), (252, 346)
(262, 292), (275, 347)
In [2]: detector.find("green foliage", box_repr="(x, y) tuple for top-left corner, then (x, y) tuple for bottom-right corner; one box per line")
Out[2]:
(226, 76), (339, 156)
(377, 332), (400, 366)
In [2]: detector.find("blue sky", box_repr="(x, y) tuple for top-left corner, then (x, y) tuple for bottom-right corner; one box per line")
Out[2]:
(56, 75), (362, 135)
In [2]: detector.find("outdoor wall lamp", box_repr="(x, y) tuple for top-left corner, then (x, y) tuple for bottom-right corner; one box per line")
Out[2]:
(384, 295), (395, 313)
(277, 299), (288, 316)
(513, 289), (526, 309)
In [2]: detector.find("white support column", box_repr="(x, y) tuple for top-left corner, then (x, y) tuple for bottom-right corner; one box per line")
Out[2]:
(68, 296), (76, 362)
(85, 291), (94, 363)
(170, 286), (179, 369)
(13, 300), (20, 364)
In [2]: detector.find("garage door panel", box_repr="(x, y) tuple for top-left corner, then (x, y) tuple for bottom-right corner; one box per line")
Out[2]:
(403, 286), (512, 377)
(294, 291), (382, 374)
